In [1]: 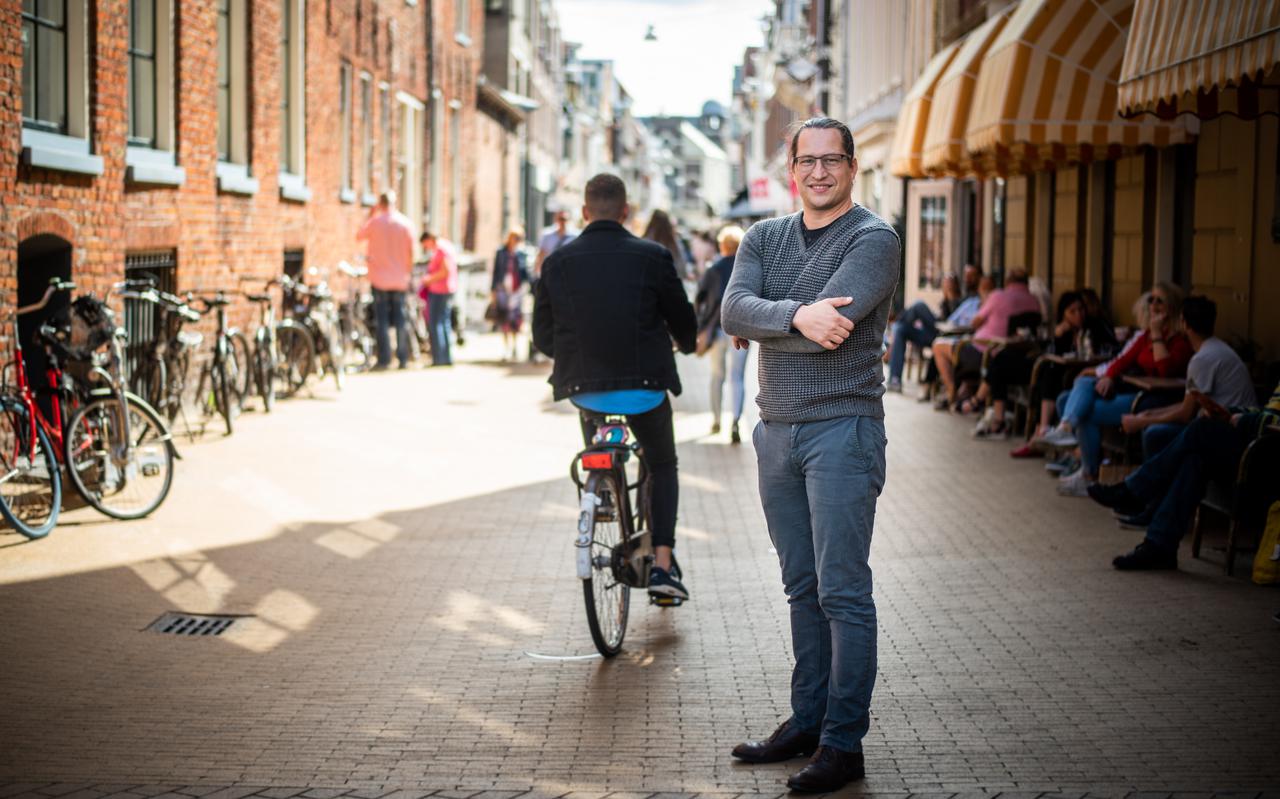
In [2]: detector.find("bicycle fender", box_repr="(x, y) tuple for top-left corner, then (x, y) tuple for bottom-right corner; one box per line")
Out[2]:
(577, 491), (599, 580)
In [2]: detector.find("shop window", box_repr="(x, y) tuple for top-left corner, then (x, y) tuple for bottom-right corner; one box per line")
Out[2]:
(919, 196), (947, 292)
(20, 0), (102, 175)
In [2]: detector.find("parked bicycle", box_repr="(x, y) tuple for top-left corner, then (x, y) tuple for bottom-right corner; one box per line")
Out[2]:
(189, 291), (241, 436)
(281, 273), (344, 391)
(569, 412), (682, 657)
(118, 277), (202, 429)
(335, 260), (375, 374)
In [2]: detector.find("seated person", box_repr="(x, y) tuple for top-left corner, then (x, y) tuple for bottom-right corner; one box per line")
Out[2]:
(1088, 379), (1280, 570)
(885, 272), (981, 391)
(931, 268), (1041, 410)
(1037, 282), (1193, 496)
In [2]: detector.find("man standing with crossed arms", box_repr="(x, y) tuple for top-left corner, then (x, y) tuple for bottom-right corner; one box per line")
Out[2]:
(722, 117), (900, 793)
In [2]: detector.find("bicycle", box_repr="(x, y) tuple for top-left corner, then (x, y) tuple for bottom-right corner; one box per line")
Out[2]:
(281, 273), (343, 391)
(569, 411), (683, 657)
(238, 277), (283, 412)
(335, 260), (375, 374)
(118, 278), (202, 428)
(189, 292), (241, 436)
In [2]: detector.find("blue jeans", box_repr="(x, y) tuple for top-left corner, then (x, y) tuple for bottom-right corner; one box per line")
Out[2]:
(753, 415), (887, 752)
(1142, 422), (1185, 461)
(708, 333), (749, 424)
(887, 301), (938, 382)
(427, 292), (453, 365)
(1061, 377), (1135, 476)
(1125, 416), (1249, 552)
(373, 289), (409, 367)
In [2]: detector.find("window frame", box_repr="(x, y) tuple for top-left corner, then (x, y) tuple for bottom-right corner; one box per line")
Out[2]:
(339, 61), (355, 203)
(19, 0), (102, 176)
(455, 0), (472, 45)
(126, 0), (184, 185)
(215, 0), (257, 195)
(278, 0), (310, 202)
(360, 71), (375, 205)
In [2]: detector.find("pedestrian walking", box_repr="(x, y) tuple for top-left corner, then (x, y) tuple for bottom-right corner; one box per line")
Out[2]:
(721, 117), (900, 793)
(420, 231), (459, 367)
(694, 224), (749, 443)
(491, 226), (532, 362)
(530, 210), (577, 363)
(532, 173), (698, 602)
(642, 209), (688, 279)
(356, 191), (416, 371)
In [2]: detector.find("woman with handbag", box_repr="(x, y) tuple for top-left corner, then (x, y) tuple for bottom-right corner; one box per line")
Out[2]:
(694, 225), (749, 443)
(491, 227), (532, 362)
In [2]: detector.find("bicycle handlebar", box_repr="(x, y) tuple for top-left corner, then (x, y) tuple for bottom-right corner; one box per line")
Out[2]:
(15, 278), (76, 317)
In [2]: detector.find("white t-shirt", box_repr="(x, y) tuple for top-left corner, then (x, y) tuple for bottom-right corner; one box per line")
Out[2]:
(1187, 336), (1257, 408)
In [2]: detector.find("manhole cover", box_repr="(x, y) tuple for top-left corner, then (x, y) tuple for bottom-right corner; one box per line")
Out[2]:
(145, 612), (251, 636)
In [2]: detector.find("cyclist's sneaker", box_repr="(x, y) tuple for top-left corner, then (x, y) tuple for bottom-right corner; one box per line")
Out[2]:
(648, 566), (689, 601)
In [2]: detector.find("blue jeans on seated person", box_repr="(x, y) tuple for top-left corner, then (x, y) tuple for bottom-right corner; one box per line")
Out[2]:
(1061, 376), (1136, 476)
(1142, 422), (1184, 461)
(887, 301), (939, 383)
(753, 415), (887, 753)
(1125, 416), (1250, 552)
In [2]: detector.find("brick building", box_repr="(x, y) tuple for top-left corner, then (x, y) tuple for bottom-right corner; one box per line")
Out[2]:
(3, 0), (481, 341)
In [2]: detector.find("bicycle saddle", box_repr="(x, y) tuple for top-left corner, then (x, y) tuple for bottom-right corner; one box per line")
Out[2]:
(244, 293), (272, 303)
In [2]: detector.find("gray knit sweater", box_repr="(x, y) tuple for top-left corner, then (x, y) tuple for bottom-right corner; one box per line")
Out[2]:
(721, 205), (900, 423)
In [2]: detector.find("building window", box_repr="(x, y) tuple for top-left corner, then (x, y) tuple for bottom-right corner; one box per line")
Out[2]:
(278, 0), (308, 201)
(128, 0), (156, 146)
(361, 72), (375, 203)
(124, 251), (178, 397)
(339, 62), (354, 202)
(216, 0), (254, 194)
(125, 0), (183, 185)
(380, 84), (394, 191)
(22, 0), (68, 134)
(20, 0), (100, 175)
(216, 0), (233, 160)
(455, 0), (471, 43)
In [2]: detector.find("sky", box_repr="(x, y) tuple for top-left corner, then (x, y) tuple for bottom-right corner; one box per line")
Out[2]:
(555, 0), (775, 118)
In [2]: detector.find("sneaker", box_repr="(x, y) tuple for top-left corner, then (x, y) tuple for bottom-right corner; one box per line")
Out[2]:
(972, 409), (1008, 439)
(710, 421), (721, 435)
(1087, 481), (1145, 516)
(1113, 541), (1177, 570)
(886, 378), (903, 393)
(648, 566), (689, 601)
(1009, 442), (1043, 459)
(1035, 423), (1078, 449)
(1045, 454), (1078, 475)
(1056, 467), (1091, 497)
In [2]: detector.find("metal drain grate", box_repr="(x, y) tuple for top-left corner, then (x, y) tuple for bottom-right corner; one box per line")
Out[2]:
(146, 612), (250, 636)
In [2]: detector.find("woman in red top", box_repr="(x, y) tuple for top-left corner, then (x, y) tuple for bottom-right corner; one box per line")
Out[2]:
(1035, 283), (1192, 496)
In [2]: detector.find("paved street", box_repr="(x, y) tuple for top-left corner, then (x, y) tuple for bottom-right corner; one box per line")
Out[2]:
(1, 334), (1277, 797)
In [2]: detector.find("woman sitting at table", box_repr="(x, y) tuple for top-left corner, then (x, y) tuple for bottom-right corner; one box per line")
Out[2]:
(1035, 282), (1192, 496)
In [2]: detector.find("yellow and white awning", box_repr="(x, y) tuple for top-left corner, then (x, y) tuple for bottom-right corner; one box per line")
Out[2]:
(889, 38), (962, 178)
(1118, 0), (1280, 119)
(920, 9), (1012, 176)
(966, 0), (1192, 173)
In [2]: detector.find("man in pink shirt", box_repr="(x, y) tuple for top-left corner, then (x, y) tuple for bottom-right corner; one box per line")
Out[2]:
(932, 268), (1043, 407)
(419, 231), (458, 366)
(356, 191), (416, 370)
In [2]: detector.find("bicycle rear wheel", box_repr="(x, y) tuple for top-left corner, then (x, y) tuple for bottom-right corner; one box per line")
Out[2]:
(64, 394), (174, 519)
(254, 340), (276, 413)
(0, 398), (61, 538)
(228, 331), (253, 406)
(276, 323), (314, 397)
(581, 470), (630, 657)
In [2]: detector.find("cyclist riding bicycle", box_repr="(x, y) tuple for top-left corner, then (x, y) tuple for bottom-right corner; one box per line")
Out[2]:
(532, 173), (698, 602)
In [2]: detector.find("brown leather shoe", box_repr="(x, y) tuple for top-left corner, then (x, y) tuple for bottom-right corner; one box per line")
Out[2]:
(730, 719), (819, 763)
(786, 745), (865, 792)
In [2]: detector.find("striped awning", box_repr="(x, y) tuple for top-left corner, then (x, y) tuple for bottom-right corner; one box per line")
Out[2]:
(921, 10), (1012, 176)
(965, 0), (1192, 174)
(888, 38), (962, 178)
(1118, 0), (1280, 118)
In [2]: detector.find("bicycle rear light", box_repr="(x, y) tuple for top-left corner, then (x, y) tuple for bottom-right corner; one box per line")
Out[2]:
(581, 452), (614, 470)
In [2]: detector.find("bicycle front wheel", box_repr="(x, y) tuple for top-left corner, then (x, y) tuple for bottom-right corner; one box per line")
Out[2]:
(65, 395), (175, 519)
(275, 323), (314, 397)
(254, 340), (276, 413)
(228, 331), (253, 406)
(0, 398), (61, 538)
(581, 470), (630, 658)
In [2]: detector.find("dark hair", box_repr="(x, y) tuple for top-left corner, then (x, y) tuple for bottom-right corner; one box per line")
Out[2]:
(1181, 295), (1217, 337)
(420, 231), (435, 242)
(1006, 268), (1029, 285)
(584, 173), (627, 219)
(1056, 290), (1082, 323)
(788, 117), (855, 163)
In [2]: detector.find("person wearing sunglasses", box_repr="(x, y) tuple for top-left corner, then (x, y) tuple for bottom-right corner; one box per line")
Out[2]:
(1036, 282), (1193, 496)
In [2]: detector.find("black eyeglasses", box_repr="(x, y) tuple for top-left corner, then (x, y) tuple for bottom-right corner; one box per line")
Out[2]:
(792, 154), (852, 172)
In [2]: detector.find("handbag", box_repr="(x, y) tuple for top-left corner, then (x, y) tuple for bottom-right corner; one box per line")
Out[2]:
(483, 299), (501, 323)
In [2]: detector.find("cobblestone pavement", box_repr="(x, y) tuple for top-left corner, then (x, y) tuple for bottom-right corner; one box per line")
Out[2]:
(1, 334), (1277, 797)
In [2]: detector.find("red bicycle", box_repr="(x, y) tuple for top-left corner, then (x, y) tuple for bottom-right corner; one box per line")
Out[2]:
(1, 279), (177, 539)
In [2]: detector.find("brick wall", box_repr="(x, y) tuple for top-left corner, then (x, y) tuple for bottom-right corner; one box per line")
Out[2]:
(2, 0), (479, 339)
